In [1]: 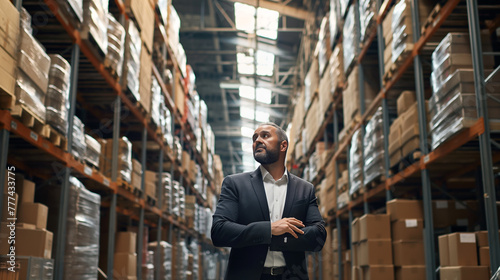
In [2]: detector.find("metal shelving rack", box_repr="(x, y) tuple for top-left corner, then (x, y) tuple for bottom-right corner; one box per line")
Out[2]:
(296, 0), (500, 279)
(0, 0), (226, 279)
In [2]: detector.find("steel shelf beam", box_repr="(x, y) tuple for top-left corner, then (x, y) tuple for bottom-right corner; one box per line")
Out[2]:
(0, 129), (9, 222)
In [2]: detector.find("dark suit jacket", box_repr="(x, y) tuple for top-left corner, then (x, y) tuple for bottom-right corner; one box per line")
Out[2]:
(211, 168), (327, 280)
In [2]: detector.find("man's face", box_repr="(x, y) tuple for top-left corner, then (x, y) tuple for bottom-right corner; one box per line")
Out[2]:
(252, 125), (281, 164)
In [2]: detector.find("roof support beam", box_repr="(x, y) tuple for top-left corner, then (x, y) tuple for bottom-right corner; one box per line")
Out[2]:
(223, 0), (311, 20)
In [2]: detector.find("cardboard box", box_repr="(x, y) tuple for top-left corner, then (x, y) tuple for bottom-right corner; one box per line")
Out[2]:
(359, 214), (391, 241)
(139, 47), (152, 113)
(391, 219), (424, 241)
(0, 0), (20, 59)
(438, 235), (450, 267)
(440, 266), (489, 280)
(0, 227), (53, 259)
(395, 266), (426, 280)
(132, 159), (142, 174)
(397, 91), (416, 117)
(392, 241), (425, 266)
(361, 265), (394, 280)
(116, 232), (137, 254)
(387, 199), (423, 221)
(358, 240), (393, 266)
(145, 181), (156, 198)
(131, 172), (142, 190)
(479, 247), (490, 267)
(144, 170), (157, 184)
(351, 218), (360, 244)
(19, 179), (35, 203)
(114, 252), (137, 277)
(18, 203), (48, 229)
(0, 47), (17, 78)
(448, 232), (477, 266)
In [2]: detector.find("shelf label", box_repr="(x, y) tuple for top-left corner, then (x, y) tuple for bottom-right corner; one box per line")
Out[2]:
(405, 219), (418, 228)
(435, 200), (448, 209)
(103, 178), (110, 187)
(30, 131), (38, 141)
(460, 233), (476, 243)
(10, 121), (17, 130)
(84, 166), (92, 176)
(423, 155), (430, 164)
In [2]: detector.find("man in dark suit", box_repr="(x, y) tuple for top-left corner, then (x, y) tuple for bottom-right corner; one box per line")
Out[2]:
(211, 123), (327, 280)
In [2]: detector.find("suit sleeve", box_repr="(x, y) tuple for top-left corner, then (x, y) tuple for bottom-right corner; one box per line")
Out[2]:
(211, 176), (272, 248)
(269, 184), (327, 252)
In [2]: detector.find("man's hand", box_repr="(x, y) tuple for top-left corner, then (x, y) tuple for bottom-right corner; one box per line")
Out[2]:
(271, 218), (305, 238)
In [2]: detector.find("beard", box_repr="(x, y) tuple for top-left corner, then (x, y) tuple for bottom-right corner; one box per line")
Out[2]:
(253, 144), (280, 164)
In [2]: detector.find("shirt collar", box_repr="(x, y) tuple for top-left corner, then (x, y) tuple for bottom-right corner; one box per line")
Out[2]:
(260, 165), (288, 182)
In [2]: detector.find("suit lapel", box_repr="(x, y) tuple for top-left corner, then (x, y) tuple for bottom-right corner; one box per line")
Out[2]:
(250, 168), (270, 221)
(282, 171), (297, 218)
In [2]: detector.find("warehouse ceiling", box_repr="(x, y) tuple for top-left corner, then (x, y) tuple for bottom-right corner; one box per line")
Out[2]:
(174, 0), (324, 175)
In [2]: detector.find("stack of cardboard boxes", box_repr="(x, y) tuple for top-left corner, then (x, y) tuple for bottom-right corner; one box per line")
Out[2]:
(342, 4), (358, 76)
(439, 232), (490, 280)
(122, 20), (142, 103)
(99, 137), (133, 184)
(342, 66), (378, 129)
(82, 0), (108, 57)
(131, 159), (143, 192)
(1, 175), (54, 278)
(332, 227), (351, 280)
(144, 170), (157, 200)
(337, 170), (349, 209)
(388, 91), (429, 167)
(185, 195), (196, 229)
(359, 0), (377, 43)
(329, 44), (345, 95)
(352, 214), (393, 280)
(0, 0), (18, 110)
(387, 199), (426, 279)
(114, 232), (138, 280)
(349, 129), (363, 197)
(104, 14), (125, 79)
(382, 5), (394, 78)
(148, 241), (172, 279)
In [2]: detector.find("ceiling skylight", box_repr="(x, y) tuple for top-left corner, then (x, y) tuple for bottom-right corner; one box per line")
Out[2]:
(237, 50), (275, 76)
(234, 3), (279, 40)
(241, 126), (255, 138)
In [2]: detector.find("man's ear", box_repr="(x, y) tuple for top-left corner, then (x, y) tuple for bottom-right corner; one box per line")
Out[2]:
(280, 140), (288, 152)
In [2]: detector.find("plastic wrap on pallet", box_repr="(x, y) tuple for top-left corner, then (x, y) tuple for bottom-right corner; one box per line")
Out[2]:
(189, 240), (200, 280)
(339, 0), (349, 18)
(56, 0), (83, 23)
(337, 191), (350, 209)
(105, 13), (125, 78)
(168, 4), (181, 49)
(151, 74), (162, 128)
(46, 54), (71, 135)
(82, 0), (109, 56)
(199, 99), (208, 132)
(363, 107), (385, 185)
(349, 129), (363, 195)
(391, 0), (412, 64)
(329, 0), (340, 47)
(84, 134), (101, 168)
(157, 0), (168, 25)
(329, 44), (344, 93)
(342, 5), (358, 74)
(124, 20), (142, 101)
(142, 250), (154, 280)
(161, 105), (173, 146)
(64, 177), (101, 280)
(15, 72), (46, 122)
(359, 0), (376, 43)
(20, 7), (33, 35)
(0, 256), (54, 280)
(119, 136), (133, 183)
(72, 116), (87, 160)
(317, 15), (330, 77)
(176, 241), (189, 279)
(148, 241), (172, 280)
(18, 27), (50, 96)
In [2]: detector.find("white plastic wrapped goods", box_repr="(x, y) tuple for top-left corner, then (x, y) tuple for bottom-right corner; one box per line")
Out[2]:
(82, 0), (109, 56)
(105, 13), (125, 78)
(72, 116), (87, 160)
(46, 54), (71, 136)
(151, 75), (162, 127)
(149, 241), (172, 280)
(329, 0), (340, 47)
(123, 20), (141, 101)
(342, 5), (358, 74)
(84, 134), (101, 168)
(15, 72), (47, 121)
(64, 177), (101, 280)
(20, 7), (33, 35)
(359, 0), (376, 43)
(57, 0), (83, 23)
(363, 107), (385, 185)
(142, 251), (154, 280)
(349, 129), (363, 195)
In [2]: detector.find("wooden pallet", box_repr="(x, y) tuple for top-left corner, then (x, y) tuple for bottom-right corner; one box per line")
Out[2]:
(43, 124), (68, 150)
(382, 44), (414, 83)
(365, 174), (386, 189)
(421, 4), (442, 35)
(350, 186), (365, 200)
(0, 88), (15, 110)
(389, 149), (422, 175)
(10, 104), (48, 136)
(103, 57), (121, 80)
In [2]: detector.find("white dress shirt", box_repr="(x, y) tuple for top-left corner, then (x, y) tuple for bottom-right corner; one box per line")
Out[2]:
(260, 165), (288, 268)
